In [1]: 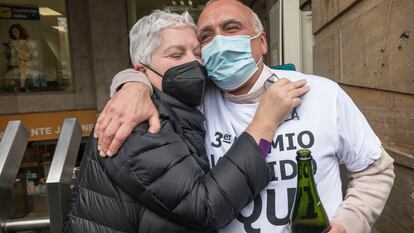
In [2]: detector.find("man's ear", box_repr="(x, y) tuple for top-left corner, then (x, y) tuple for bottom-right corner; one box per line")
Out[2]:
(260, 31), (268, 55)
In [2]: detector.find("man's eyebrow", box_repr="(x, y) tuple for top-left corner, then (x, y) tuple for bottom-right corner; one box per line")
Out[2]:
(198, 19), (245, 36)
(198, 25), (214, 36)
(220, 18), (244, 28)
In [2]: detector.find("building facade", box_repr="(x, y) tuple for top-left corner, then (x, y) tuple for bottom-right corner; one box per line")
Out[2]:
(310, 0), (414, 232)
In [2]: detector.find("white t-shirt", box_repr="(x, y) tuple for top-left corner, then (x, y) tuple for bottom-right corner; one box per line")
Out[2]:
(202, 66), (382, 233)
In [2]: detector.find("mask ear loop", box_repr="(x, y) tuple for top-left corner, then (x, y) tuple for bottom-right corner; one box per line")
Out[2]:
(138, 64), (164, 78)
(250, 32), (263, 40)
(256, 56), (263, 66)
(251, 32), (264, 67)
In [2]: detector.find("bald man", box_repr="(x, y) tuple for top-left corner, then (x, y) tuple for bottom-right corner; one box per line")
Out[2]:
(94, 1), (394, 233)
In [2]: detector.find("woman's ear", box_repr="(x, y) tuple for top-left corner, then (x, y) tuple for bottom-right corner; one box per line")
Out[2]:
(134, 64), (145, 72)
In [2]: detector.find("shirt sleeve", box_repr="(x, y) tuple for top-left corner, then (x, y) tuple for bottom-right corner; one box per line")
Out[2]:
(335, 86), (382, 172)
(110, 69), (153, 97)
(331, 148), (395, 233)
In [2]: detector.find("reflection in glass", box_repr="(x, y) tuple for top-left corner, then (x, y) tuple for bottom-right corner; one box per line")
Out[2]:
(0, 1), (72, 94)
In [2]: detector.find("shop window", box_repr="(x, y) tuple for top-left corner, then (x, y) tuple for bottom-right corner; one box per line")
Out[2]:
(0, 1), (72, 94)
(128, 0), (207, 31)
(11, 140), (87, 218)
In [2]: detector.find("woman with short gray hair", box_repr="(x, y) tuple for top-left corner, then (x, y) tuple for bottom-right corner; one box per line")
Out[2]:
(64, 10), (298, 233)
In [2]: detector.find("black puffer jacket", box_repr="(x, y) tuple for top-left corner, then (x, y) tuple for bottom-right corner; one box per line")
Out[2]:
(64, 90), (273, 233)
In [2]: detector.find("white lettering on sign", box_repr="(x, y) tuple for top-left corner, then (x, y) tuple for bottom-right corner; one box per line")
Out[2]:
(54, 126), (61, 134)
(28, 124), (94, 138)
(31, 127), (54, 136)
(45, 127), (52, 135)
(81, 124), (94, 132)
(31, 128), (39, 136)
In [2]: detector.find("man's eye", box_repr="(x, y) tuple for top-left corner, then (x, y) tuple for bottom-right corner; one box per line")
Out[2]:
(225, 24), (240, 32)
(199, 33), (212, 43)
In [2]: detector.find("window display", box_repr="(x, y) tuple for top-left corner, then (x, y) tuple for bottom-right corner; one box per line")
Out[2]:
(0, 1), (72, 93)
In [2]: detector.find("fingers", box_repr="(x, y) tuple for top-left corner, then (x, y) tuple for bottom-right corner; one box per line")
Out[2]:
(96, 115), (112, 152)
(281, 79), (307, 93)
(287, 84), (309, 109)
(99, 119), (121, 156)
(291, 97), (302, 108)
(268, 79), (309, 98)
(148, 112), (161, 134)
(258, 77), (310, 124)
(106, 124), (134, 157)
(96, 115), (109, 139)
(274, 78), (291, 87)
(290, 79), (307, 88)
(94, 81), (157, 158)
(93, 119), (100, 138)
(96, 104), (114, 153)
(289, 85), (310, 99)
(105, 109), (160, 157)
(94, 100), (111, 138)
(272, 78), (307, 91)
(97, 100), (114, 137)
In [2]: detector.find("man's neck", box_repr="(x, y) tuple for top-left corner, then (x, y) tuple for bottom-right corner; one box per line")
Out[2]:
(228, 63), (264, 96)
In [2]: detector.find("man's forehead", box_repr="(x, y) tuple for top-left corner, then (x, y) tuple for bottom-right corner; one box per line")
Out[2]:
(197, 1), (251, 28)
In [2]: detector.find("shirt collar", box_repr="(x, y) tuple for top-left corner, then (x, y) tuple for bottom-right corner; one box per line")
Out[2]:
(225, 65), (274, 104)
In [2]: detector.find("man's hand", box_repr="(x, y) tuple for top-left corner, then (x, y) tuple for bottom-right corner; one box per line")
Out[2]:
(328, 223), (346, 233)
(94, 82), (160, 157)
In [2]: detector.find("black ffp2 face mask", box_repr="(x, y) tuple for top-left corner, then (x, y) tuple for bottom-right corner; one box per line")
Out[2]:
(144, 61), (207, 107)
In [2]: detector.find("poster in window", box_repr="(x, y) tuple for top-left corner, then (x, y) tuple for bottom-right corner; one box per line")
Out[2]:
(0, 4), (41, 92)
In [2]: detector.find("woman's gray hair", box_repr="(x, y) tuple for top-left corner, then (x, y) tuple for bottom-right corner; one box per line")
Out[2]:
(206, 0), (263, 33)
(129, 10), (196, 66)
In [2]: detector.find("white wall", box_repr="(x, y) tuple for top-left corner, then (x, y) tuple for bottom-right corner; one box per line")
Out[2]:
(282, 0), (301, 71)
(300, 11), (313, 74)
(267, 0), (313, 73)
(268, 1), (282, 67)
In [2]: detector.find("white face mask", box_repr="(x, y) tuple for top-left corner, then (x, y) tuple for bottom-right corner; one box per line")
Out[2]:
(201, 33), (263, 91)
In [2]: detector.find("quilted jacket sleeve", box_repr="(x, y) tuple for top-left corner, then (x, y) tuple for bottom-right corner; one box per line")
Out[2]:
(99, 124), (273, 230)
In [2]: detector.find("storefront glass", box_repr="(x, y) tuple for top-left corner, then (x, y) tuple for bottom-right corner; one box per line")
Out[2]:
(11, 141), (87, 218)
(0, 110), (96, 217)
(129, 0), (207, 30)
(0, 0), (72, 94)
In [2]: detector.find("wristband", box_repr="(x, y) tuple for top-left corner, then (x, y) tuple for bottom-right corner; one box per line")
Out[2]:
(259, 139), (271, 159)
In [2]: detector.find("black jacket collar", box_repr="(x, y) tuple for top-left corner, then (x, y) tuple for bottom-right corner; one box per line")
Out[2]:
(152, 88), (205, 134)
